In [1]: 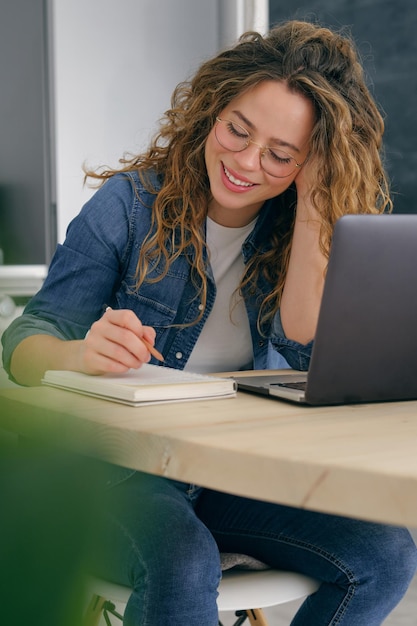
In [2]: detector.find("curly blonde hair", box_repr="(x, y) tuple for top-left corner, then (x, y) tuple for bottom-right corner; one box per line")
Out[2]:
(86, 19), (391, 332)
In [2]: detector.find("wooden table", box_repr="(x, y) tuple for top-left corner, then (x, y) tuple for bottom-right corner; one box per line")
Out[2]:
(1, 370), (417, 528)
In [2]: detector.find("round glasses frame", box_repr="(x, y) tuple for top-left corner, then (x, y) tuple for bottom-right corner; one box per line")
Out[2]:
(215, 117), (306, 178)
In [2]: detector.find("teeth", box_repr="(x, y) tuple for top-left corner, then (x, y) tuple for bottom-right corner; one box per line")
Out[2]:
(224, 165), (254, 187)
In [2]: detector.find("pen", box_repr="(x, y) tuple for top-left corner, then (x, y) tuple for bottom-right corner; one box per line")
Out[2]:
(105, 306), (164, 362)
(140, 337), (165, 363)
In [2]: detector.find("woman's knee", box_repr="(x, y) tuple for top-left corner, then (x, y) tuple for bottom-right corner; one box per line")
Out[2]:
(347, 524), (417, 601)
(126, 488), (221, 593)
(376, 527), (417, 589)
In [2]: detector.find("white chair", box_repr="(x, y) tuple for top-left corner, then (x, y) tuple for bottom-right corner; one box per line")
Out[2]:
(83, 561), (319, 626)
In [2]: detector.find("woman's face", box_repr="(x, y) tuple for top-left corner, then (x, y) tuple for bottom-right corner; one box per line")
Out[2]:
(205, 80), (315, 227)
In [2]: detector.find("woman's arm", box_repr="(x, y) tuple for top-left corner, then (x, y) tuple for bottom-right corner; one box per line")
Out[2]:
(4, 173), (160, 386)
(10, 308), (157, 386)
(10, 335), (84, 386)
(279, 163), (327, 344)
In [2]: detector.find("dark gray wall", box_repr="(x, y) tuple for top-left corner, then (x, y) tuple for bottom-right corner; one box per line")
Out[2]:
(0, 0), (56, 265)
(270, 0), (417, 214)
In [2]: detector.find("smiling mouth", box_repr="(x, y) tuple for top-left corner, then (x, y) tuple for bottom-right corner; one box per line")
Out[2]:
(223, 164), (255, 188)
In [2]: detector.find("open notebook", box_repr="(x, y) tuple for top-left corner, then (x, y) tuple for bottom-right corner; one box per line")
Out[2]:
(42, 363), (237, 406)
(234, 214), (417, 406)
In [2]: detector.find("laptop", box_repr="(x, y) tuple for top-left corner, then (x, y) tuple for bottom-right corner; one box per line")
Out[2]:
(234, 214), (417, 405)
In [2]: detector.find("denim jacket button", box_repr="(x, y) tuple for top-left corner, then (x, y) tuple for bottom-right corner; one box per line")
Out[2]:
(198, 304), (204, 311)
(175, 351), (183, 359)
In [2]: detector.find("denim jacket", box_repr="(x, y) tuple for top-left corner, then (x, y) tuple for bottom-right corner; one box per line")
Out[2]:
(2, 170), (313, 381)
(2, 170), (313, 487)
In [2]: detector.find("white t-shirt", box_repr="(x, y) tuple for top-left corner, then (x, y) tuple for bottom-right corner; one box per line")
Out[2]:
(185, 216), (256, 373)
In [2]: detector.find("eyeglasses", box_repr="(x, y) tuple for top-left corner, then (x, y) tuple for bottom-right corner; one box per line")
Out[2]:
(215, 117), (306, 178)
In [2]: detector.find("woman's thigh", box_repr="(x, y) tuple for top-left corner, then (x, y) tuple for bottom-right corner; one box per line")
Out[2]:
(196, 489), (417, 625)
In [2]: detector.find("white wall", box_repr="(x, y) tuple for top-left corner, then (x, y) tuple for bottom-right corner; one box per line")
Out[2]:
(51, 0), (220, 242)
(0, 0), (268, 385)
(51, 0), (269, 242)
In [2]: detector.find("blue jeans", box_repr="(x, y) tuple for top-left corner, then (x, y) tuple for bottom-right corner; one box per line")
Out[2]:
(91, 471), (417, 625)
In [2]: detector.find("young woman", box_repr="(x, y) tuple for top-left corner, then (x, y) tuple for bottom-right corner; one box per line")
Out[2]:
(3, 19), (416, 625)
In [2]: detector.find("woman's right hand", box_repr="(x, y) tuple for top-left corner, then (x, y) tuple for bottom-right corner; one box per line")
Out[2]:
(79, 308), (157, 375)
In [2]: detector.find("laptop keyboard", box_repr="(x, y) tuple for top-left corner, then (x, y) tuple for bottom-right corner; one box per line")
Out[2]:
(272, 381), (307, 391)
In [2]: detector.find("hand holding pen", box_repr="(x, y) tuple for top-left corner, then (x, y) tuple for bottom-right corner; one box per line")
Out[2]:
(81, 306), (163, 376)
(105, 306), (164, 362)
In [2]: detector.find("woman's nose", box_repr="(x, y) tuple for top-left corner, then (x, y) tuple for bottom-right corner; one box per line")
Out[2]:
(234, 141), (262, 171)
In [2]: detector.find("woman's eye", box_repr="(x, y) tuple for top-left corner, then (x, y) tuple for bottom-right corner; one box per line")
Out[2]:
(227, 122), (249, 139)
(269, 149), (293, 164)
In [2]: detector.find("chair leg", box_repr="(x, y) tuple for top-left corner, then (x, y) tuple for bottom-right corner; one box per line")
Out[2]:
(225, 609), (269, 626)
(84, 595), (269, 626)
(246, 608), (269, 626)
(83, 594), (107, 626)
(83, 593), (124, 626)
